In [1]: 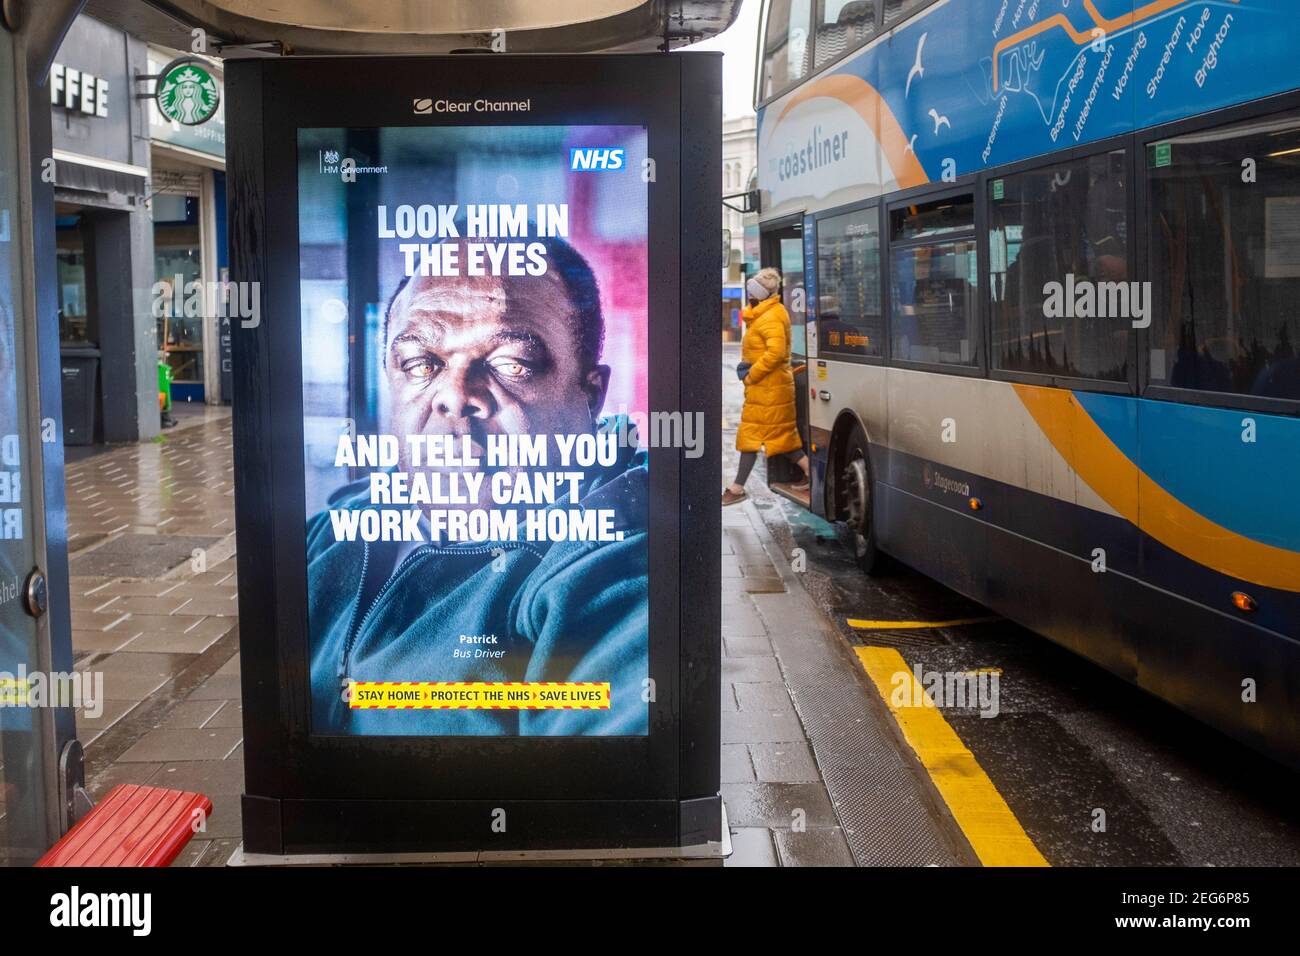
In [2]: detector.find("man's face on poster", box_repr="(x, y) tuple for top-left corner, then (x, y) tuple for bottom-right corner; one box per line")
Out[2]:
(384, 263), (609, 507)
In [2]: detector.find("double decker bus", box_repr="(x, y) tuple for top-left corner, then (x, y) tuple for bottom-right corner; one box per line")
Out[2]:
(750, 0), (1300, 767)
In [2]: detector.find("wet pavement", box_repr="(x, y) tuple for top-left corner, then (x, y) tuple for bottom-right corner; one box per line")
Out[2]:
(65, 407), (245, 866)
(723, 342), (1300, 867)
(47, 352), (1300, 867)
(62, 400), (894, 866)
(61, 374), (957, 867)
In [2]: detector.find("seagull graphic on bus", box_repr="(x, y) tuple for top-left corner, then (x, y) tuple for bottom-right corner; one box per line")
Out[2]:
(905, 32), (928, 98)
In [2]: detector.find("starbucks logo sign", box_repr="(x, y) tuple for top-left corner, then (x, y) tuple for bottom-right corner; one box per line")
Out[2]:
(156, 57), (220, 126)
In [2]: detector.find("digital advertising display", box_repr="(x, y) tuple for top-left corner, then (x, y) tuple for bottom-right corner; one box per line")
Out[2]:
(296, 125), (650, 737)
(228, 53), (720, 855)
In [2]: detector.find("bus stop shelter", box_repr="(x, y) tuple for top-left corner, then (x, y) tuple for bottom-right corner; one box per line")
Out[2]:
(0, 0), (737, 865)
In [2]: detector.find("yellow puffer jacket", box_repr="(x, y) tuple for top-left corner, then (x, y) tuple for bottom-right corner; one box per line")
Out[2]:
(736, 296), (802, 455)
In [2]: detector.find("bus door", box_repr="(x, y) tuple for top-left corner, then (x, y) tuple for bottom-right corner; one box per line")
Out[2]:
(759, 220), (810, 499)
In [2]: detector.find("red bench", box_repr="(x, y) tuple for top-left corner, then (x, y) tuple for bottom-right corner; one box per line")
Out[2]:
(35, 784), (213, 867)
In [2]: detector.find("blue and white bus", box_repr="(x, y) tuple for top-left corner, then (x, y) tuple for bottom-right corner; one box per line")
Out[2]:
(751, 0), (1300, 766)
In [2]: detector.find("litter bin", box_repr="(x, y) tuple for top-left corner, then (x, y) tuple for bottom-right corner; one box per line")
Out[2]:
(60, 346), (100, 446)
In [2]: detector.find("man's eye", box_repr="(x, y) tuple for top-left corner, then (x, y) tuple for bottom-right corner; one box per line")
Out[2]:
(490, 358), (532, 379)
(402, 358), (441, 380)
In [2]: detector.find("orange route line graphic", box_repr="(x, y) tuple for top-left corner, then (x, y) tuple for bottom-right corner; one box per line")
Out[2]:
(992, 0), (1240, 92)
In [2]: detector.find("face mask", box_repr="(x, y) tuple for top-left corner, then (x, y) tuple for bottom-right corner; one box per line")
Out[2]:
(746, 278), (769, 301)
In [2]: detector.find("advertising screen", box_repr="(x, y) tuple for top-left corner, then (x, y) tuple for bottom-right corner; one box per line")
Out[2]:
(297, 124), (649, 737)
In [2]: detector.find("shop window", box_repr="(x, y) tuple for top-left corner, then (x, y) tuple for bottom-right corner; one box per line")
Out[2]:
(815, 1), (877, 69)
(1148, 111), (1300, 401)
(761, 0), (813, 101)
(817, 205), (882, 357)
(889, 195), (977, 367)
(154, 192), (204, 386)
(56, 214), (89, 344)
(988, 150), (1129, 382)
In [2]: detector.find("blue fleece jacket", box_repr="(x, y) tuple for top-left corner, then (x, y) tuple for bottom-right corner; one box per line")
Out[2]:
(306, 421), (648, 736)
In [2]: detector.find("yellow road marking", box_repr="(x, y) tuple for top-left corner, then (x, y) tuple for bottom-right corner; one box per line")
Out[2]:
(847, 615), (1000, 630)
(854, 646), (1049, 867)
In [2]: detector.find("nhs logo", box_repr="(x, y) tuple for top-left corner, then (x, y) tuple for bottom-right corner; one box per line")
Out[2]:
(570, 147), (626, 171)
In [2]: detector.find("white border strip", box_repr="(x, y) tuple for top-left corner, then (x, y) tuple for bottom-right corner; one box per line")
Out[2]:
(51, 149), (148, 180)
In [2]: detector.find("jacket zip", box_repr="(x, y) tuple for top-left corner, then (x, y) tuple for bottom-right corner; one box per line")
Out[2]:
(338, 539), (542, 684)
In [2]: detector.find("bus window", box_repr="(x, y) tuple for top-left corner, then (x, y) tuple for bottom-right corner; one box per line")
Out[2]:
(761, 0), (813, 101)
(817, 205), (882, 357)
(882, 0), (928, 28)
(1149, 111), (1300, 401)
(988, 150), (1129, 382)
(779, 234), (807, 356)
(889, 196), (977, 367)
(814, 1), (878, 69)
(892, 197), (971, 241)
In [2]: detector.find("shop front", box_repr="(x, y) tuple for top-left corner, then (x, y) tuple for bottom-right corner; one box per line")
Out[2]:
(50, 14), (158, 447)
(148, 49), (227, 406)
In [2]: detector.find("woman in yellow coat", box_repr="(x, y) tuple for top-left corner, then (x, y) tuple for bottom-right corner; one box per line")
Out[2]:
(722, 267), (810, 506)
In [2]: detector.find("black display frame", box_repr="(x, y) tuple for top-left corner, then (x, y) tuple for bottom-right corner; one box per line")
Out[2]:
(226, 53), (721, 854)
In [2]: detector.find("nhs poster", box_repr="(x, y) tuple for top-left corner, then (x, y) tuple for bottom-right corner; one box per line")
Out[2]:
(297, 125), (649, 736)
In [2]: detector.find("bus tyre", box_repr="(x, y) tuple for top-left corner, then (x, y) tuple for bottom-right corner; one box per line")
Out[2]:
(842, 425), (887, 575)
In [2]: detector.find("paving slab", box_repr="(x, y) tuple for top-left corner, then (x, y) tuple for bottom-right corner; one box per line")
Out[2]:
(71, 628), (139, 653)
(154, 699), (227, 730)
(186, 674), (242, 700)
(721, 709), (807, 744)
(116, 727), (244, 763)
(69, 533), (221, 578)
(720, 782), (839, 828)
(749, 742), (822, 783)
(723, 827), (780, 867)
(774, 827), (857, 867)
(721, 656), (783, 683)
(203, 701), (243, 728)
(734, 681), (798, 714)
(721, 743), (756, 783)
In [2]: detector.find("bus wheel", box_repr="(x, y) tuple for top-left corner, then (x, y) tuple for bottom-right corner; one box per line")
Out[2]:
(842, 425), (887, 575)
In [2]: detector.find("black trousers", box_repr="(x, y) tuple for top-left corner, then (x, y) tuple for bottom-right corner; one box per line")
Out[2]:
(734, 449), (804, 487)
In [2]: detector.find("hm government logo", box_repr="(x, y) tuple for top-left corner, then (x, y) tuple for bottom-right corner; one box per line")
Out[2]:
(319, 150), (389, 181)
(155, 58), (219, 126)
